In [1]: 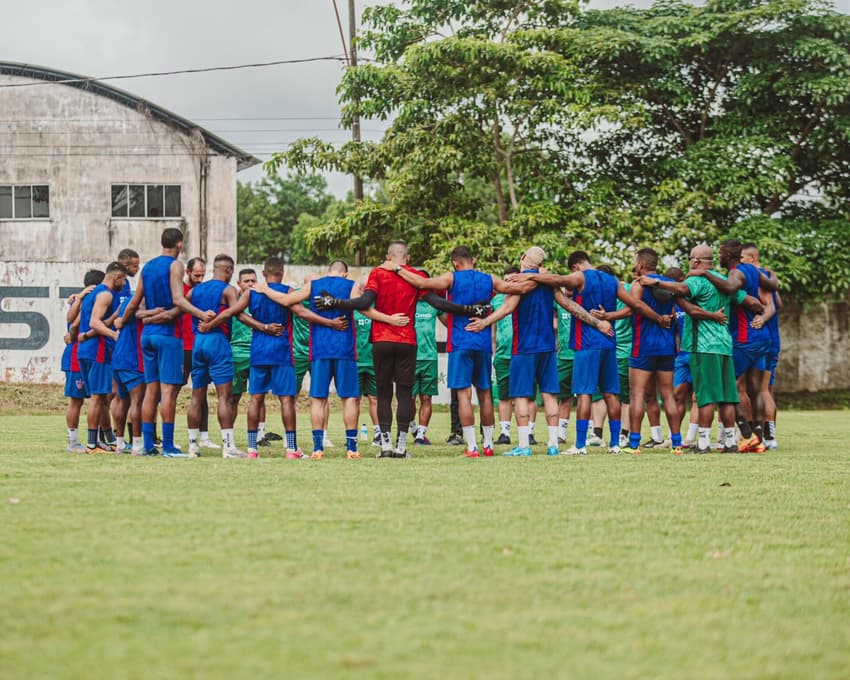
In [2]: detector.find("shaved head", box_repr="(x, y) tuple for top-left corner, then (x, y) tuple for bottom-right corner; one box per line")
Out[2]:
(524, 246), (546, 267)
(690, 244), (713, 265)
(387, 241), (408, 259)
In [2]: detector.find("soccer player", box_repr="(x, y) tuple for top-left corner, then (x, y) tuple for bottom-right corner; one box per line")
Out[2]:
(354, 275), (380, 446)
(690, 238), (775, 452)
(314, 241), (484, 458)
(116, 248), (140, 300)
(474, 247), (613, 457)
(77, 262), (128, 453)
(411, 276), (441, 446)
(492, 266), (520, 445)
(517, 250), (667, 455)
(741, 243), (782, 448)
(640, 244), (760, 453)
(120, 228), (215, 457)
(62, 272), (102, 452)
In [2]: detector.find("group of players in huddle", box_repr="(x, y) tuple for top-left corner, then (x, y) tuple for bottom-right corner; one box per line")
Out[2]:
(62, 226), (781, 459)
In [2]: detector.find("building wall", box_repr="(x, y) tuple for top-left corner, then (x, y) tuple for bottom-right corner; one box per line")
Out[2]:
(0, 73), (237, 263)
(1, 260), (847, 400)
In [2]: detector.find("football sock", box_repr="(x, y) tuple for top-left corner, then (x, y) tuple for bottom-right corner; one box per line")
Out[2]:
(671, 432), (682, 447)
(396, 431), (408, 452)
(463, 426), (477, 450)
(132, 436), (143, 451)
(222, 429), (235, 449)
(408, 420), (417, 435)
(115, 435), (126, 450)
(312, 429), (324, 452)
(716, 421), (725, 442)
(142, 422), (155, 450)
(373, 424), (381, 437)
(247, 430), (258, 450)
(698, 427), (711, 450)
(609, 420), (621, 447)
(188, 428), (199, 444)
(724, 428), (737, 447)
(499, 420), (511, 436)
(346, 429), (357, 452)
(737, 416), (752, 438)
(199, 431), (211, 444)
(482, 425), (494, 448)
(629, 432), (641, 449)
(593, 426), (603, 439)
(162, 422), (175, 449)
(651, 425), (663, 442)
(686, 423), (699, 442)
(576, 420), (590, 449)
(67, 428), (79, 445)
(258, 421), (266, 440)
(547, 426), (558, 447)
(87, 428), (97, 448)
(518, 425), (530, 448)
(765, 420), (776, 441)
(558, 418), (569, 440)
(751, 422), (764, 442)
(416, 425), (428, 439)
(285, 430), (297, 450)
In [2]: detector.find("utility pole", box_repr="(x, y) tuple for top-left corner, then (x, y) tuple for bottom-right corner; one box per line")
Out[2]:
(349, 0), (365, 265)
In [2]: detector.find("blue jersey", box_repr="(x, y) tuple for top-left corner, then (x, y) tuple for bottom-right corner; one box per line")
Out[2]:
(77, 284), (119, 363)
(141, 255), (181, 339)
(309, 276), (355, 360)
(571, 269), (618, 351)
(112, 297), (144, 372)
(632, 273), (675, 357)
(447, 269), (493, 352)
(729, 263), (770, 350)
(191, 279), (231, 338)
(248, 283), (293, 367)
(759, 267), (781, 355)
(512, 269), (555, 354)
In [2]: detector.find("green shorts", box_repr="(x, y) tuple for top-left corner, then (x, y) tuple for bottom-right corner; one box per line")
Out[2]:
(295, 355), (310, 393)
(617, 357), (630, 404)
(413, 359), (438, 397)
(558, 357), (574, 400)
(232, 353), (250, 395)
(691, 352), (739, 408)
(494, 357), (511, 402)
(359, 369), (376, 397)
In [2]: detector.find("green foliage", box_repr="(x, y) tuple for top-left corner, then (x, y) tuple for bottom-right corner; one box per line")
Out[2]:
(270, 0), (850, 300)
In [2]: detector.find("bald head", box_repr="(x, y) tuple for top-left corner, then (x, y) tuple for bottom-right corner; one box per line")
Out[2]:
(524, 246), (546, 268)
(689, 244), (714, 271)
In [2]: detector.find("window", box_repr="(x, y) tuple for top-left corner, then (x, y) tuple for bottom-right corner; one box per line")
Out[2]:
(111, 184), (181, 218)
(0, 185), (49, 219)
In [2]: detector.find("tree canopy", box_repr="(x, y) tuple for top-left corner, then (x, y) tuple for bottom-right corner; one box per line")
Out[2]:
(267, 0), (850, 299)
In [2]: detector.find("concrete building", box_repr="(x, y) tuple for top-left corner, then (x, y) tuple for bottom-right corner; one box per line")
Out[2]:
(0, 61), (258, 381)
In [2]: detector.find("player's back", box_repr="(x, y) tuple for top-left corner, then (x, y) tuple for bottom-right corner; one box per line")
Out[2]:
(730, 263), (770, 349)
(366, 266), (424, 345)
(571, 269), (617, 351)
(309, 275), (355, 359)
(141, 255), (180, 338)
(78, 283), (117, 363)
(113, 297), (143, 372)
(192, 280), (230, 337)
(512, 269), (555, 354)
(448, 269), (493, 352)
(633, 274), (675, 357)
(249, 283), (293, 366)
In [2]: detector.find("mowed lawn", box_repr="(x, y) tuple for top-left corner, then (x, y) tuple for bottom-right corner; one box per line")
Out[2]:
(2, 410), (849, 679)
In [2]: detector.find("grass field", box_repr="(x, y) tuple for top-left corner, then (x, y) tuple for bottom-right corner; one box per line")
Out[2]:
(2, 408), (850, 678)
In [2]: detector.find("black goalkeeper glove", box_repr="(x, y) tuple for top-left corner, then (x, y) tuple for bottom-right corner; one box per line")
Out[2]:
(313, 290), (338, 310)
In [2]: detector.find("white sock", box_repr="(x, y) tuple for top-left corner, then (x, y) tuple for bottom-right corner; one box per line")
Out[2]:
(416, 425), (428, 439)
(374, 424), (381, 436)
(396, 431), (408, 452)
(188, 428), (199, 443)
(463, 426), (477, 450)
(132, 436), (143, 451)
(322, 429), (329, 441)
(482, 425), (494, 448)
(766, 420), (776, 441)
(258, 421), (266, 439)
(115, 435), (126, 450)
(698, 427), (711, 449)
(499, 420), (511, 435)
(518, 425), (530, 448)
(67, 428), (79, 445)
(686, 423), (699, 442)
(716, 422), (724, 442)
(651, 426), (663, 442)
(548, 425), (559, 447)
(200, 431), (210, 443)
(529, 421), (536, 434)
(558, 418), (569, 440)
(222, 428), (235, 449)
(724, 427), (737, 447)
(408, 420), (417, 435)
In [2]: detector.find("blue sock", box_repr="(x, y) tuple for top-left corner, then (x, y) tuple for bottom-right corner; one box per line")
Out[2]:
(247, 430), (258, 449)
(629, 432), (641, 449)
(162, 422), (175, 449)
(87, 429), (97, 448)
(671, 432), (682, 447)
(576, 419), (589, 449)
(142, 422), (154, 450)
(285, 431), (297, 450)
(609, 420), (621, 447)
(312, 429), (324, 452)
(346, 429), (357, 452)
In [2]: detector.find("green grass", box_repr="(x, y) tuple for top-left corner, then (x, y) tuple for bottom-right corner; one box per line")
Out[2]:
(2, 410), (850, 678)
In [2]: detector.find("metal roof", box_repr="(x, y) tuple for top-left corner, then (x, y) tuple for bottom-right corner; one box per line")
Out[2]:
(0, 61), (262, 171)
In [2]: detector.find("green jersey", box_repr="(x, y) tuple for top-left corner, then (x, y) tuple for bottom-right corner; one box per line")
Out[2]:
(292, 299), (310, 360)
(492, 293), (513, 361)
(230, 314), (252, 358)
(681, 271), (744, 356)
(615, 282), (633, 359)
(355, 310), (373, 370)
(415, 299), (439, 361)
(556, 301), (574, 360)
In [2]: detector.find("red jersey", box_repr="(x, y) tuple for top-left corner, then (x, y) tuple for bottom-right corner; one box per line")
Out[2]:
(182, 282), (195, 350)
(365, 266), (426, 345)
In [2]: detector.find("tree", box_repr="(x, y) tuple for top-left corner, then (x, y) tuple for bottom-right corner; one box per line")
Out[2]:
(269, 0), (850, 299)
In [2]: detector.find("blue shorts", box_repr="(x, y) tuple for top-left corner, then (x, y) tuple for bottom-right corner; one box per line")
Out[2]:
(64, 370), (88, 399)
(733, 345), (768, 378)
(309, 358), (360, 399)
(768, 353), (779, 387)
(142, 334), (184, 385)
(673, 353), (691, 387)
(80, 359), (113, 396)
(448, 349), (492, 390)
(250, 364), (296, 397)
(572, 348), (619, 396)
(114, 369), (145, 396)
(192, 334), (234, 388)
(509, 352), (558, 398)
(630, 354), (675, 372)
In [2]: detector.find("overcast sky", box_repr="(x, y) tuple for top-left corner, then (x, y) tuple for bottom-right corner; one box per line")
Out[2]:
(2, 0), (848, 196)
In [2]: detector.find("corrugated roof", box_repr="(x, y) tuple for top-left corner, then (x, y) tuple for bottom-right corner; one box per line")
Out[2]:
(0, 61), (262, 171)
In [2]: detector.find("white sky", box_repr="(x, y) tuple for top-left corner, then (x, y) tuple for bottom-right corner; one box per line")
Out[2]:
(2, 0), (848, 196)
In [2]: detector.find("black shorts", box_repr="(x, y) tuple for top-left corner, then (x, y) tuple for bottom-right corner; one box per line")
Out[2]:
(372, 342), (417, 389)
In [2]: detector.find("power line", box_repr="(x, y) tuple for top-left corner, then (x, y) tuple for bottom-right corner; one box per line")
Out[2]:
(0, 56), (348, 89)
